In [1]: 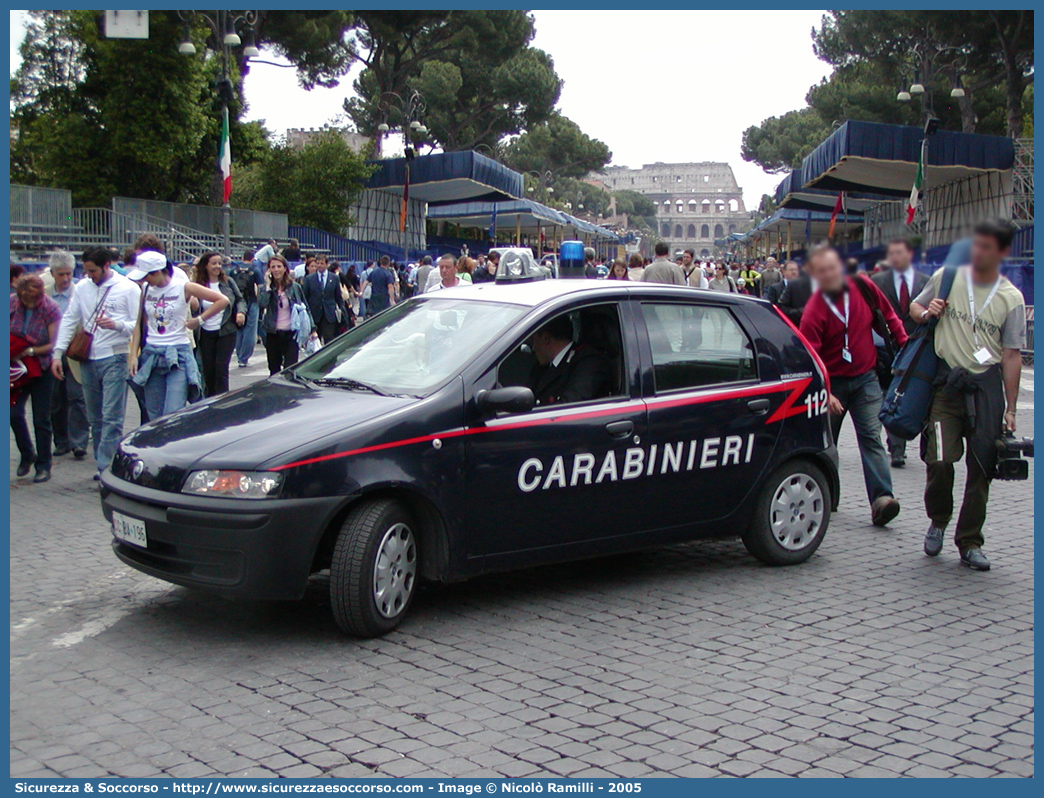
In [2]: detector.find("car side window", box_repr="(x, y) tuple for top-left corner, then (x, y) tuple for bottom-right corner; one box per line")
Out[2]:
(496, 303), (627, 407)
(642, 303), (755, 393)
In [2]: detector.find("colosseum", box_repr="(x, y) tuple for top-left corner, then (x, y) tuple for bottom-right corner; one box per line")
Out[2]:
(599, 162), (751, 257)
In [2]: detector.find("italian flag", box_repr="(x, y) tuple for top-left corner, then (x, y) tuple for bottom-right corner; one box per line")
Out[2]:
(906, 139), (925, 224)
(220, 106), (232, 203)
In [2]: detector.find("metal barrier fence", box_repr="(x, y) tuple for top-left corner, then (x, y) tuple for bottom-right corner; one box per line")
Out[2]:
(72, 207), (228, 263)
(10, 184), (74, 228)
(288, 226), (386, 262)
(111, 197), (287, 241)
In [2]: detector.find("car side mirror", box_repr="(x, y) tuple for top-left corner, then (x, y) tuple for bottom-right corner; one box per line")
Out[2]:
(475, 386), (535, 417)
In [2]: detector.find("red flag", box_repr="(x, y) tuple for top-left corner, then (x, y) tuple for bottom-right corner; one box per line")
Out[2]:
(828, 191), (844, 239)
(399, 162), (410, 233)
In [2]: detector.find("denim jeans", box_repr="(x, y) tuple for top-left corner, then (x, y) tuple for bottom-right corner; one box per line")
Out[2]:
(236, 301), (260, 366)
(50, 354), (89, 452)
(12, 371), (54, 470)
(829, 370), (894, 505)
(80, 355), (129, 472)
(142, 355), (189, 420)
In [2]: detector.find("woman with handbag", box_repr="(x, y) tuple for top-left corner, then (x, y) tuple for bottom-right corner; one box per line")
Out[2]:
(10, 274), (61, 482)
(127, 251), (228, 420)
(258, 255), (309, 375)
(191, 252), (246, 397)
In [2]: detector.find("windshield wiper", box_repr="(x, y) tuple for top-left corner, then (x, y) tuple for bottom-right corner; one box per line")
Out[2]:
(283, 370), (316, 388)
(311, 377), (391, 396)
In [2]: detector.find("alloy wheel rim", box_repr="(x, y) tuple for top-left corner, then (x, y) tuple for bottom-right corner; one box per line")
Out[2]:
(769, 473), (824, 551)
(372, 523), (417, 618)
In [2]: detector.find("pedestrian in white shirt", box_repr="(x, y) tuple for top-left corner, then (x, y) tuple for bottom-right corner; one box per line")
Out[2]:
(51, 247), (141, 476)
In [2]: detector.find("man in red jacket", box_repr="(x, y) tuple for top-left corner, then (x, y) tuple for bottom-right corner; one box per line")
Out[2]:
(801, 245), (909, 527)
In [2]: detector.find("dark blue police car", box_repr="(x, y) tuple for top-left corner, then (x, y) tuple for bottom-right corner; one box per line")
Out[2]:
(101, 272), (839, 638)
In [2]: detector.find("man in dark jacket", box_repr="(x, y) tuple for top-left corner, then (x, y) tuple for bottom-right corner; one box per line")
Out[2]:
(871, 238), (929, 468)
(777, 262), (815, 324)
(765, 260), (800, 305)
(302, 256), (348, 343)
(528, 315), (611, 406)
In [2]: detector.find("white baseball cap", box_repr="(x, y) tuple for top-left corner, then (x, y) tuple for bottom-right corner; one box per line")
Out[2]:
(126, 250), (168, 281)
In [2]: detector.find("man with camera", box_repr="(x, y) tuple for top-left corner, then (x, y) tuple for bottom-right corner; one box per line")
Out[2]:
(910, 220), (1027, 571)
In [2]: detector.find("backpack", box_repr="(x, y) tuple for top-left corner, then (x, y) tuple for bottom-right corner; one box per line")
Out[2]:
(230, 263), (257, 303)
(852, 274), (898, 389)
(879, 266), (958, 440)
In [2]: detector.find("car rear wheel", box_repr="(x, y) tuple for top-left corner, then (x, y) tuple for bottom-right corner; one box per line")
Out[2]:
(330, 498), (418, 637)
(742, 460), (830, 566)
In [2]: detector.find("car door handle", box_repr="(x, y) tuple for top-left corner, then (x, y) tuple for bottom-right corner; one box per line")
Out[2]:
(747, 398), (771, 415)
(605, 420), (634, 439)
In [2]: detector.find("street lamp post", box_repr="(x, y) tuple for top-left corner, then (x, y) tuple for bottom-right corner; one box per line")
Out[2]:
(376, 90), (428, 159)
(525, 170), (554, 201)
(178, 9), (259, 258)
(894, 40), (969, 126)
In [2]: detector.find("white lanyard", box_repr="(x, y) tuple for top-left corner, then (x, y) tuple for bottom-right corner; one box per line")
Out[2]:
(825, 290), (851, 357)
(966, 268), (1002, 349)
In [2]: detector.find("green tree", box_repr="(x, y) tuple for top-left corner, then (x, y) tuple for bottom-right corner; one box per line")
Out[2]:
(235, 131), (375, 233)
(611, 189), (657, 231)
(249, 11), (356, 89)
(11, 10), (220, 205)
(741, 10), (1033, 174)
(813, 10), (1033, 136)
(10, 10), (357, 206)
(345, 11), (561, 152)
(502, 112), (611, 178)
(740, 107), (831, 174)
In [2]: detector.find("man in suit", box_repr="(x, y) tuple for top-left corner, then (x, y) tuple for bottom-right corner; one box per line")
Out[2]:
(302, 255), (348, 344)
(765, 260), (799, 306)
(777, 260), (816, 324)
(528, 314), (611, 406)
(871, 238), (929, 468)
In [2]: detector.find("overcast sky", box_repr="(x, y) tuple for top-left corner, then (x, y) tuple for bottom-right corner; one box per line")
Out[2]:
(10, 9), (832, 206)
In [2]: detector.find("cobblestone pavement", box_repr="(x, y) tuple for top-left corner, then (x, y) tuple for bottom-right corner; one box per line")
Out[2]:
(10, 357), (1034, 779)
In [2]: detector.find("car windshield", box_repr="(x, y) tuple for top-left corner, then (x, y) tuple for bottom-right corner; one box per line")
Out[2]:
(288, 297), (526, 396)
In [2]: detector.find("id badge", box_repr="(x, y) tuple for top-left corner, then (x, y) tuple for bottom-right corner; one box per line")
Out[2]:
(841, 347), (853, 363)
(973, 347), (992, 365)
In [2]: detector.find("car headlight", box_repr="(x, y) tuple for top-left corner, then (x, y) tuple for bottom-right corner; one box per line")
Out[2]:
(182, 470), (283, 499)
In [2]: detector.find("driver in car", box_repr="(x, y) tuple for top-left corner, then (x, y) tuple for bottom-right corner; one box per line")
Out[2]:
(528, 315), (611, 406)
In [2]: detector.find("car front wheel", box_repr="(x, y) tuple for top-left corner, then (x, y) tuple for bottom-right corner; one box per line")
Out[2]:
(742, 460), (830, 566)
(330, 498), (419, 637)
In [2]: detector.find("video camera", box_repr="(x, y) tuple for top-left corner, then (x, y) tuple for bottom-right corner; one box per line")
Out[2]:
(994, 432), (1034, 480)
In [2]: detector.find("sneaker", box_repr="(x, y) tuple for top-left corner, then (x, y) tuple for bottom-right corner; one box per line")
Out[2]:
(237, 362), (249, 368)
(891, 454), (906, 468)
(72, 448), (87, 460)
(33, 468), (51, 484)
(960, 548), (991, 571)
(53, 447), (71, 457)
(16, 459), (33, 478)
(92, 473), (101, 482)
(924, 524), (945, 556)
(871, 495), (901, 527)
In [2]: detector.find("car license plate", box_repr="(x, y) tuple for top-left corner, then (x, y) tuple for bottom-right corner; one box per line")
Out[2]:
(112, 511), (148, 549)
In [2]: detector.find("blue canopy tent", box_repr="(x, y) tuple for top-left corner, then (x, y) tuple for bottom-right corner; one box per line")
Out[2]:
(745, 207), (864, 239)
(427, 198), (617, 242)
(736, 207), (864, 261)
(774, 169), (896, 213)
(799, 120), (1015, 197)
(365, 150), (524, 205)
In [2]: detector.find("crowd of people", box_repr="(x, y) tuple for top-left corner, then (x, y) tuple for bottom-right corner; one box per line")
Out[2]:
(10, 222), (1027, 573)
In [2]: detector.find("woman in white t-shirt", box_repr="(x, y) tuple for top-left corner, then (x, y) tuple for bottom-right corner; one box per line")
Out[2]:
(127, 251), (228, 420)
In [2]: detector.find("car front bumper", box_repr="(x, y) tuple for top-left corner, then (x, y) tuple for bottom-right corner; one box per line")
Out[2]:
(100, 472), (346, 600)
